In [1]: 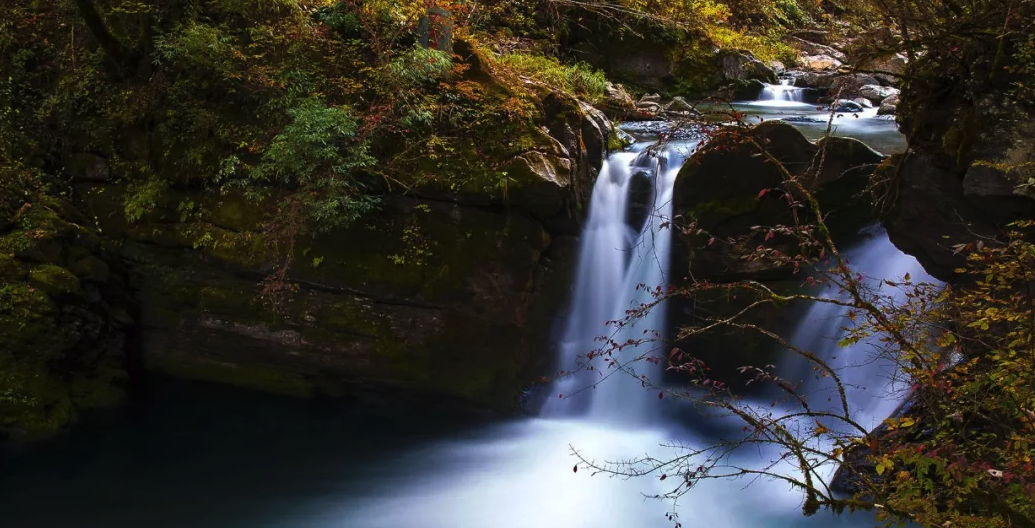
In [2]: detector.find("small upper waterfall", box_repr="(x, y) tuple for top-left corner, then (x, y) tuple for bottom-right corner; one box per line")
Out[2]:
(543, 141), (692, 424)
(759, 78), (806, 103)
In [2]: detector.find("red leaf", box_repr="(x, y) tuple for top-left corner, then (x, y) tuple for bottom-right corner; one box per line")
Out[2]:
(757, 189), (767, 199)
(573, 465), (578, 473)
(658, 391), (664, 399)
(708, 237), (715, 246)
(660, 474), (667, 481)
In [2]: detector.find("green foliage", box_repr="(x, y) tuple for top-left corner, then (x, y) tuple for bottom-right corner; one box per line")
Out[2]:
(249, 97), (378, 232)
(492, 52), (610, 103)
(123, 177), (166, 223)
(386, 46), (455, 88)
(154, 23), (237, 73)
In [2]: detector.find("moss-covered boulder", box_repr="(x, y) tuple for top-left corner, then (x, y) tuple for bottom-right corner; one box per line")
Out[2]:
(672, 121), (885, 282)
(28, 264), (81, 296)
(1, 197), (128, 441)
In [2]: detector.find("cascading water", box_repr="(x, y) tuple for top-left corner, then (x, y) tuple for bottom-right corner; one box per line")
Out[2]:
(542, 142), (688, 425)
(759, 78), (806, 103)
(782, 232), (941, 432)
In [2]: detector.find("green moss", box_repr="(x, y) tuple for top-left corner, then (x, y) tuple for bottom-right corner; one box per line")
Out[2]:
(0, 282), (60, 348)
(28, 264), (82, 296)
(0, 253), (24, 280)
(200, 191), (276, 232)
(38, 196), (88, 225)
(152, 354), (316, 398)
(72, 255), (111, 283)
(691, 195), (761, 226)
(0, 360), (74, 436)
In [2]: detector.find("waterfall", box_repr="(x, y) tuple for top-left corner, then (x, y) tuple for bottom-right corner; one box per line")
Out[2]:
(782, 232), (941, 432)
(542, 142), (692, 424)
(759, 79), (806, 103)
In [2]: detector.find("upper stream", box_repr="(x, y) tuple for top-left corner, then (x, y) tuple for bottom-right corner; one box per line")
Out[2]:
(0, 94), (929, 528)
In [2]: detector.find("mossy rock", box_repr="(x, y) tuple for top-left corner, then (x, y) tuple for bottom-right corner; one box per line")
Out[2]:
(28, 264), (81, 296)
(150, 354), (315, 398)
(72, 255), (111, 283)
(0, 362), (74, 436)
(199, 191), (278, 232)
(0, 253), (25, 281)
(672, 121), (885, 281)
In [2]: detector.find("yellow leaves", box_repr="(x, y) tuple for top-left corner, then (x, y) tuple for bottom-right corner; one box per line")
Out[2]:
(876, 457), (894, 476)
(883, 416), (916, 430)
(813, 420), (830, 436)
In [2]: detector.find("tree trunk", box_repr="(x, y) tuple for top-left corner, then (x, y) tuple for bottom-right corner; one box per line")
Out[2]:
(74, 0), (130, 77)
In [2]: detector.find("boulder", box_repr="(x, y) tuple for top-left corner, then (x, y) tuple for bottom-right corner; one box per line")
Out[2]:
(880, 154), (1000, 281)
(606, 82), (634, 105)
(877, 93), (900, 115)
(635, 101), (662, 113)
(858, 52), (908, 85)
(719, 51), (778, 84)
(672, 121), (885, 282)
(577, 100), (613, 170)
(768, 61), (787, 75)
(859, 84), (900, 104)
(832, 99), (866, 112)
(854, 97), (874, 109)
(729, 79), (766, 101)
(799, 54), (842, 71)
(664, 96), (699, 114)
(601, 82), (636, 118)
(787, 36), (847, 62)
(668, 122), (885, 390)
(830, 74), (881, 98)
(793, 72), (834, 89)
(639, 93), (662, 104)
